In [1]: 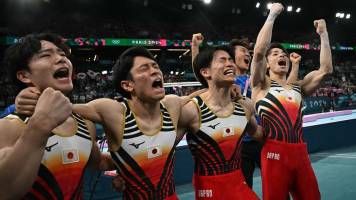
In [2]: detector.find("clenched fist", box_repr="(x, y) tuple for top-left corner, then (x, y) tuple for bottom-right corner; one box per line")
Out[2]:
(192, 33), (204, 47)
(32, 87), (72, 131)
(314, 19), (327, 35)
(290, 52), (301, 64)
(269, 3), (284, 17)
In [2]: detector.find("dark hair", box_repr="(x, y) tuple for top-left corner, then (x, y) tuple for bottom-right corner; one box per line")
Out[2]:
(229, 38), (250, 49)
(193, 45), (235, 88)
(266, 43), (288, 57)
(2, 32), (70, 90)
(112, 46), (157, 99)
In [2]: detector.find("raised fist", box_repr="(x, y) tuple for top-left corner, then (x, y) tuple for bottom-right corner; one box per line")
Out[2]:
(192, 33), (204, 47)
(314, 19), (327, 35)
(269, 3), (284, 16)
(290, 52), (301, 64)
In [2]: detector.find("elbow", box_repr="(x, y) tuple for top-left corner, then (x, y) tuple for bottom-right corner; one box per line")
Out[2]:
(326, 66), (333, 75)
(322, 65), (333, 75)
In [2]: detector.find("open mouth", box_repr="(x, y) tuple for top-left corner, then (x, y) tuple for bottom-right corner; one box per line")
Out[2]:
(278, 60), (287, 66)
(224, 69), (235, 76)
(243, 58), (250, 65)
(152, 79), (163, 88)
(53, 68), (69, 79)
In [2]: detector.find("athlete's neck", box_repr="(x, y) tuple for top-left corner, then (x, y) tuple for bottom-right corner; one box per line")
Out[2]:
(237, 67), (247, 76)
(203, 84), (232, 108)
(270, 72), (287, 86)
(129, 98), (161, 119)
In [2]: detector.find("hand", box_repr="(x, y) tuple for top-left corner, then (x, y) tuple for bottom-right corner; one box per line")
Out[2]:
(269, 3), (284, 17)
(314, 19), (327, 35)
(192, 33), (204, 47)
(112, 175), (126, 192)
(290, 52), (301, 65)
(15, 87), (40, 116)
(31, 88), (72, 131)
(230, 84), (242, 101)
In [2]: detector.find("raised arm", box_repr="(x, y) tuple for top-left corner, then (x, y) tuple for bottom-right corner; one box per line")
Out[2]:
(0, 88), (72, 199)
(191, 33), (204, 64)
(287, 52), (302, 84)
(300, 19), (333, 96)
(251, 3), (284, 88)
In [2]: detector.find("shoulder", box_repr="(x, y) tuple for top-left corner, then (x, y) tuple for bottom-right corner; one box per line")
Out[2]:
(162, 94), (181, 106)
(161, 94), (182, 112)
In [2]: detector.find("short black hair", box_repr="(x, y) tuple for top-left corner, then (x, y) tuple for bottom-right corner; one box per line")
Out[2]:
(112, 46), (157, 99)
(2, 32), (70, 90)
(193, 45), (235, 88)
(229, 38), (250, 49)
(266, 43), (288, 57)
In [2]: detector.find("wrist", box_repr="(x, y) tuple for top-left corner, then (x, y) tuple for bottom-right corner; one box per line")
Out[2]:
(319, 31), (329, 37)
(267, 13), (278, 21)
(22, 116), (52, 147)
(29, 112), (56, 135)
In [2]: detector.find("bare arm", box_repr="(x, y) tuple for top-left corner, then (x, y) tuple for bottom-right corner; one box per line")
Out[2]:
(246, 117), (264, 142)
(177, 101), (200, 141)
(76, 98), (124, 152)
(73, 98), (120, 123)
(85, 119), (116, 171)
(287, 52), (301, 84)
(177, 88), (207, 106)
(239, 97), (263, 142)
(300, 19), (333, 96)
(251, 3), (284, 88)
(191, 33), (204, 64)
(0, 88), (72, 199)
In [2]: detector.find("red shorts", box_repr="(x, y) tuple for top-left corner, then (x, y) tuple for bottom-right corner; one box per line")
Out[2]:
(193, 169), (259, 200)
(261, 140), (320, 200)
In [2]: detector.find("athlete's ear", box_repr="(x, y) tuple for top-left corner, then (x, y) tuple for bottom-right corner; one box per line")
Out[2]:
(121, 80), (134, 93)
(200, 67), (211, 79)
(16, 70), (32, 85)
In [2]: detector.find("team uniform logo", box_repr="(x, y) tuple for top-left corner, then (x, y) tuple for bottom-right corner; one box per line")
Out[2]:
(147, 144), (162, 159)
(222, 127), (235, 137)
(62, 149), (80, 164)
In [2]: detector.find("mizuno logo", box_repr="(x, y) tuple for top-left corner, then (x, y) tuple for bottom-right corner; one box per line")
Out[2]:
(208, 123), (220, 129)
(275, 89), (283, 93)
(130, 141), (145, 149)
(45, 142), (59, 152)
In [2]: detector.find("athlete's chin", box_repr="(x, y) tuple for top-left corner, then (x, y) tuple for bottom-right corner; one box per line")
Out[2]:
(239, 65), (249, 70)
(152, 92), (165, 100)
(220, 79), (235, 87)
(48, 84), (73, 94)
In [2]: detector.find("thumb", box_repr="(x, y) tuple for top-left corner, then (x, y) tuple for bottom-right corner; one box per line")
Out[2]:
(28, 87), (41, 95)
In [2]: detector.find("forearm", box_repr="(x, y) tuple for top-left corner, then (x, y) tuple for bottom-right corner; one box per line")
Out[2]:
(191, 44), (199, 64)
(73, 104), (103, 123)
(0, 120), (50, 199)
(287, 63), (300, 84)
(254, 14), (278, 56)
(251, 14), (278, 86)
(319, 32), (333, 74)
